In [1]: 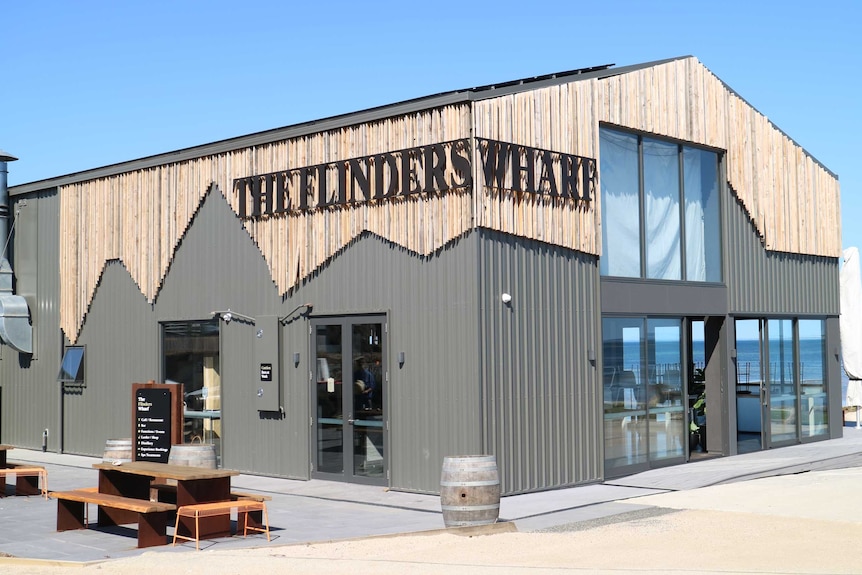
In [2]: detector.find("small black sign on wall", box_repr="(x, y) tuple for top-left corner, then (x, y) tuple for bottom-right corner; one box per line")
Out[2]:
(260, 363), (272, 382)
(135, 388), (172, 463)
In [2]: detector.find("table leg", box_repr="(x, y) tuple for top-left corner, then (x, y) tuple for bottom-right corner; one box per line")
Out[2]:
(238, 509), (264, 532)
(176, 477), (231, 539)
(137, 511), (169, 548)
(56, 499), (86, 531)
(15, 475), (40, 497)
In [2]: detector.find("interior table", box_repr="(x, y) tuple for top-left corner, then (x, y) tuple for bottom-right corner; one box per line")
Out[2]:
(93, 461), (240, 540)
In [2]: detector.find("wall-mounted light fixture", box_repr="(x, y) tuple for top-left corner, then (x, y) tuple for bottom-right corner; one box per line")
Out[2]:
(730, 348), (737, 359)
(398, 351), (405, 368)
(588, 349), (596, 362)
(211, 309), (256, 324)
(293, 352), (301, 367)
(501, 293), (512, 305)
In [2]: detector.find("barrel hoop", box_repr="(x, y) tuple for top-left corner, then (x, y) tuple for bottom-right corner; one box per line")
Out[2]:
(440, 504), (500, 512)
(440, 480), (500, 487)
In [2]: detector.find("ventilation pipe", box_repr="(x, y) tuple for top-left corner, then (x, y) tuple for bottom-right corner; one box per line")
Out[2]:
(0, 151), (32, 354)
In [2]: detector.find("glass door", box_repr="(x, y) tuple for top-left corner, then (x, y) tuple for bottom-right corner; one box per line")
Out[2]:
(735, 318), (808, 452)
(312, 316), (385, 484)
(735, 319), (764, 452)
(767, 319), (798, 446)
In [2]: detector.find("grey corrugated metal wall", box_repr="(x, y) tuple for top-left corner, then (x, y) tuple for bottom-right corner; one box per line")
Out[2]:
(478, 229), (602, 495)
(62, 262), (161, 454)
(0, 191), (61, 449)
(724, 194), (840, 315)
(287, 233), (484, 493)
(29, 185), (484, 491)
(152, 188), (291, 476)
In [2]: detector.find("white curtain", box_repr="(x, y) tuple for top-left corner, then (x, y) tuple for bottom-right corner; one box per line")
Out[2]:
(683, 150), (706, 281)
(600, 130), (640, 277)
(643, 139), (680, 280)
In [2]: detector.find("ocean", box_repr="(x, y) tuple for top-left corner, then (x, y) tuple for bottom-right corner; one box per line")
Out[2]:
(619, 338), (827, 384)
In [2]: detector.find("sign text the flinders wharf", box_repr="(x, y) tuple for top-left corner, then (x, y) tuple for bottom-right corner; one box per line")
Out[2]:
(234, 138), (594, 219)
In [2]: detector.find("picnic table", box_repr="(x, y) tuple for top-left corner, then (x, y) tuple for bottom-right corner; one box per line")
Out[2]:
(52, 460), (240, 547)
(0, 445), (48, 498)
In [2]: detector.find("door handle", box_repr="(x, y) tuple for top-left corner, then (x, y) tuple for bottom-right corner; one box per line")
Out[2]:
(347, 418), (356, 424)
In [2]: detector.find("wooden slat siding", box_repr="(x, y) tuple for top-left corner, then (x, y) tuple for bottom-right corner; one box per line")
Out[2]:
(59, 105), (472, 341)
(472, 56), (840, 261)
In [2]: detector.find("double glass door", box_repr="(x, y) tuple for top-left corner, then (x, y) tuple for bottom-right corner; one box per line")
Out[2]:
(734, 318), (829, 453)
(312, 316), (386, 483)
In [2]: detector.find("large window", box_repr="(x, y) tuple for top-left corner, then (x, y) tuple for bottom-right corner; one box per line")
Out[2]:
(600, 127), (721, 281)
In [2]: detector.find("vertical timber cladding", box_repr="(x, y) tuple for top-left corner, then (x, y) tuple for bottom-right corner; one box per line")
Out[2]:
(473, 56), (841, 260)
(57, 105), (473, 342)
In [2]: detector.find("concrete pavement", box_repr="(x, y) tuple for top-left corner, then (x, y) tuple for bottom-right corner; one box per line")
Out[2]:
(1, 426), (861, 564)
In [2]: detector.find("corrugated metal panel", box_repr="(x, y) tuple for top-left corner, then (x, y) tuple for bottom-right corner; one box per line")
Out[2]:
(478, 229), (602, 495)
(63, 262), (160, 455)
(152, 192), (293, 477)
(725, 194), (839, 315)
(287, 232), (483, 493)
(0, 191), (61, 450)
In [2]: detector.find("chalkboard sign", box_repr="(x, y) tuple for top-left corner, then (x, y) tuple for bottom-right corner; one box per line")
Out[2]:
(135, 388), (172, 462)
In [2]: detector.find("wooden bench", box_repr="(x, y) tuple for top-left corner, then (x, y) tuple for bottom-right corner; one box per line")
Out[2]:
(172, 500), (270, 550)
(0, 463), (48, 498)
(50, 489), (177, 548)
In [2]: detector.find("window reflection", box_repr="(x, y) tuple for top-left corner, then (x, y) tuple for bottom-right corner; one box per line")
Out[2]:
(603, 317), (686, 474)
(163, 320), (221, 463)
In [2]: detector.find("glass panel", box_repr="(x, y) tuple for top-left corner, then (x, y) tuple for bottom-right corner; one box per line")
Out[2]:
(690, 321), (707, 453)
(58, 346), (85, 382)
(768, 319), (797, 443)
(735, 319), (763, 453)
(799, 319), (828, 437)
(600, 129), (641, 277)
(163, 319), (222, 463)
(647, 319), (685, 461)
(603, 318), (647, 471)
(683, 148), (721, 282)
(351, 323), (384, 477)
(643, 138), (681, 280)
(315, 324), (343, 474)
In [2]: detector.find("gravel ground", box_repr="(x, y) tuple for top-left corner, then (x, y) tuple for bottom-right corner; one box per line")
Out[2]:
(3, 468), (861, 575)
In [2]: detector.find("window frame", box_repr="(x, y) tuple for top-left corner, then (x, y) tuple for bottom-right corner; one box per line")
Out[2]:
(57, 345), (86, 387)
(599, 125), (723, 283)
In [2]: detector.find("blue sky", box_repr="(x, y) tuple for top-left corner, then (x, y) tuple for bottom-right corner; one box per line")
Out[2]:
(2, 1), (859, 251)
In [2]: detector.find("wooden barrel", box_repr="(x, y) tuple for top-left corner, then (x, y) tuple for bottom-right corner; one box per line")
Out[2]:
(103, 438), (133, 463)
(440, 455), (500, 527)
(168, 444), (217, 469)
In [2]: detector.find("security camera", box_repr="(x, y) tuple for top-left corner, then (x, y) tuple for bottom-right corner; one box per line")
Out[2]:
(222, 312), (232, 323)
(501, 293), (512, 304)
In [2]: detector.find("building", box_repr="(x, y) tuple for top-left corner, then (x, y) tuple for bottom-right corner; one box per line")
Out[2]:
(3, 56), (842, 494)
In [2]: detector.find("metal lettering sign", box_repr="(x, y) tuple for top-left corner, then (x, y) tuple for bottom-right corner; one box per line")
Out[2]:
(233, 138), (596, 220)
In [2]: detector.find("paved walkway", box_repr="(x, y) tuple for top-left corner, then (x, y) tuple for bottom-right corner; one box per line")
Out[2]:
(2, 427), (862, 563)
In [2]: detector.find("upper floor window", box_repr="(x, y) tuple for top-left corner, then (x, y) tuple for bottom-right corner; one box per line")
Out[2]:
(599, 127), (722, 282)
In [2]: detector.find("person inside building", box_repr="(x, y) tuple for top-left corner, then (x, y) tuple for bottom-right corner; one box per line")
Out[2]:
(353, 357), (376, 410)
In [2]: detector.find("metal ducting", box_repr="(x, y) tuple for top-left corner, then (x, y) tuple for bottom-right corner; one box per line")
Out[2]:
(0, 151), (32, 354)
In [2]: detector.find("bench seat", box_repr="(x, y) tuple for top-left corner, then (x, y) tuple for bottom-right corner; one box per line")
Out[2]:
(51, 489), (176, 548)
(0, 464), (48, 498)
(173, 500), (270, 550)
